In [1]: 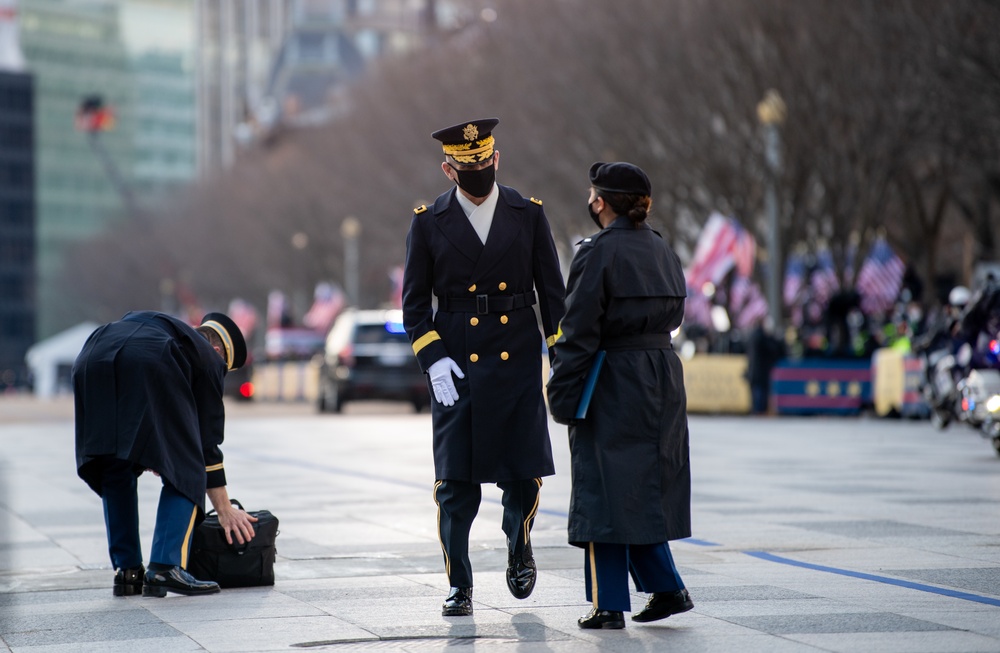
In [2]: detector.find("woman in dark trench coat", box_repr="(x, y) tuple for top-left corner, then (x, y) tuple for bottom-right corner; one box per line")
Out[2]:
(547, 162), (695, 629)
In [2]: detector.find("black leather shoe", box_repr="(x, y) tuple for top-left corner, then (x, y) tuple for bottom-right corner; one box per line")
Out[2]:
(506, 542), (537, 599)
(578, 607), (625, 629)
(113, 565), (145, 597)
(441, 586), (473, 616)
(142, 566), (220, 597)
(631, 588), (694, 622)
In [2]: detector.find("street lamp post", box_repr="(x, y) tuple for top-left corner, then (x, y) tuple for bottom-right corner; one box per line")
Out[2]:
(757, 89), (786, 334)
(341, 216), (361, 307)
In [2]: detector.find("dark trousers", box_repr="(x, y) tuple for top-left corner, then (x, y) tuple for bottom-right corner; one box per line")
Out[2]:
(98, 457), (199, 570)
(433, 478), (541, 587)
(584, 541), (685, 612)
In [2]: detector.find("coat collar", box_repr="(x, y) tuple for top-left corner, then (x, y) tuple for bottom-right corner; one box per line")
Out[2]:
(431, 185), (527, 273)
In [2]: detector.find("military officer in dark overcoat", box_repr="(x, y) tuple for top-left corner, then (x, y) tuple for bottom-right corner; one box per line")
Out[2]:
(402, 118), (566, 616)
(548, 162), (695, 629)
(73, 311), (257, 597)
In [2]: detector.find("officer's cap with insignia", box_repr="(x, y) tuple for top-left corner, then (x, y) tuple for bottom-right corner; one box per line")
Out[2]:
(431, 118), (499, 165)
(199, 312), (248, 371)
(589, 161), (652, 196)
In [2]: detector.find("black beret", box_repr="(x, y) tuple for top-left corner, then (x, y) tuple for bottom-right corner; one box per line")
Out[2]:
(431, 118), (499, 164)
(589, 161), (652, 196)
(200, 312), (248, 371)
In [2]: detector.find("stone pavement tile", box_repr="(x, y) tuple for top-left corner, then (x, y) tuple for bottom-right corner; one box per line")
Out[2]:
(720, 611), (954, 634)
(899, 607), (1000, 639)
(529, 607), (829, 652)
(688, 585), (818, 601)
(170, 614), (376, 652)
(312, 596), (516, 629)
(1, 611), (182, 648)
(785, 631), (1000, 653)
(781, 545), (992, 570)
(8, 635), (204, 653)
(140, 587), (327, 622)
(693, 598), (865, 619)
(884, 566), (1000, 595)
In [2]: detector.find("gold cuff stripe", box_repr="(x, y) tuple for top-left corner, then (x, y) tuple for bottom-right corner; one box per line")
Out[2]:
(412, 330), (441, 355)
(202, 320), (235, 370)
(205, 463), (225, 472)
(546, 334), (557, 349)
(180, 505), (198, 569)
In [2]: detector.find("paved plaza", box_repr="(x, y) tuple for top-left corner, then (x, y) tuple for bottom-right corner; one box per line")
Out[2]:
(1, 396), (999, 652)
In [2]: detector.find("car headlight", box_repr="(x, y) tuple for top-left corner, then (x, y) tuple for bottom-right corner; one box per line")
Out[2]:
(987, 395), (1000, 413)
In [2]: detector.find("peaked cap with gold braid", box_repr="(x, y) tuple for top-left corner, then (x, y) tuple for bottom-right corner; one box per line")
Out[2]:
(200, 312), (248, 371)
(431, 117), (499, 165)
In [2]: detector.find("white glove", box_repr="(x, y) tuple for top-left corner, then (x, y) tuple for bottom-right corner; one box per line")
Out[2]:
(428, 357), (465, 406)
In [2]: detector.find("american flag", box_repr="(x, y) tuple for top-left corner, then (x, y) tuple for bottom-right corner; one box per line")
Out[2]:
(857, 238), (905, 316)
(682, 285), (713, 328)
(303, 282), (345, 334)
(729, 275), (770, 330)
(783, 253), (805, 306)
(810, 248), (841, 307)
(227, 298), (259, 339)
(686, 213), (756, 291)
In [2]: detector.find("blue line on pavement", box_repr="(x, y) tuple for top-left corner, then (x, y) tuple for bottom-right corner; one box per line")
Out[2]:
(745, 550), (1000, 607)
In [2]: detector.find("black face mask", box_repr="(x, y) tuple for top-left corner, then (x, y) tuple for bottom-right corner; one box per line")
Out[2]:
(451, 163), (496, 198)
(587, 199), (602, 229)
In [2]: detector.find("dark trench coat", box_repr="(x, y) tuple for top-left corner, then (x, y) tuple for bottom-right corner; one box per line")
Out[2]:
(547, 217), (691, 546)
(402, 185), (565, 483)
(73, 311), (228, 512)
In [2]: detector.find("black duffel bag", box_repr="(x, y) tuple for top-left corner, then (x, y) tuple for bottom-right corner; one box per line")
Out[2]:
(188, 500), (279, 588)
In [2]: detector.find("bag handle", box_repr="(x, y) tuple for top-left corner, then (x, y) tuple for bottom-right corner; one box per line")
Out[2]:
(204, 499), (251, 555)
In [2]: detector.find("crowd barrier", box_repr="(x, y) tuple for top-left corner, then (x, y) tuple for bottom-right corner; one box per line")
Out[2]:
(681, 354), (752, 414)
(251, 360), (321, 403)
(870, 348), (929, 419)
(771, 357), (872, 415)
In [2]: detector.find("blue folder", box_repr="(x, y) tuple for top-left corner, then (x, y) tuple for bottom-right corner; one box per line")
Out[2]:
(575, 350), (607, 420)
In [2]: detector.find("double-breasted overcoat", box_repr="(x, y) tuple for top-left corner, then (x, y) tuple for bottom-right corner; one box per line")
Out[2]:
(73, 311), (228, 512)
(402, 184), (565, 482)
(547, 217), (690, 546)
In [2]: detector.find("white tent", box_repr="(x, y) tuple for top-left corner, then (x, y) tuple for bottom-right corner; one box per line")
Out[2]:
(25, 322), (98, 398)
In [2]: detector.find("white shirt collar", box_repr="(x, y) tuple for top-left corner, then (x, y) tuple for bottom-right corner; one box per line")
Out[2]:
(454, 182), (499, 218)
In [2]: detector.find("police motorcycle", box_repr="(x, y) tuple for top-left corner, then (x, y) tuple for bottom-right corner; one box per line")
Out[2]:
(955, 335), (1000, 457)
(916, 287), (970, 430)
(919, 282), (1000, 456)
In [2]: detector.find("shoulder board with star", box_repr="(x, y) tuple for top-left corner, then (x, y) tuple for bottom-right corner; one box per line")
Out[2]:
(413, 204), (428, 215)
(529, 197), (543, 205)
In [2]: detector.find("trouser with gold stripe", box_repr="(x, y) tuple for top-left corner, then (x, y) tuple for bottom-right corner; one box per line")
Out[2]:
(98, 456), (198, 570)
(433, 478), (541, 588)
(584, 542), (685, 612)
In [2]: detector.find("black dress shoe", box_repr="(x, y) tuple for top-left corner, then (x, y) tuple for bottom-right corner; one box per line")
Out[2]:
(506, 542), (537, 599)
(142, 566), (220, 597)
(578, 607), (625, 629)
(441, 586), (473, 616)
(631, 588), (694, 622)
(113, 565), (145, 596)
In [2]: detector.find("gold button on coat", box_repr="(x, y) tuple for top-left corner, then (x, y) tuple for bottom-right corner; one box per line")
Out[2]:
(470, 317), (479, 326)
(500, 315), (508, 324)
(498, 282), (507, 291)
(468, 284), (476, 292)
(470, 353), (479, 362)
(500, 351), (509, 361)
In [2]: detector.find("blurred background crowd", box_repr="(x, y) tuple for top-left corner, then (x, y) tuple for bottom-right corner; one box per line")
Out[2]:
(1, 0), (998, 407)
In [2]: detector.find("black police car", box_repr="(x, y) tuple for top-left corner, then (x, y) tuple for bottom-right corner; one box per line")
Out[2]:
(317, 309), (430, 413)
